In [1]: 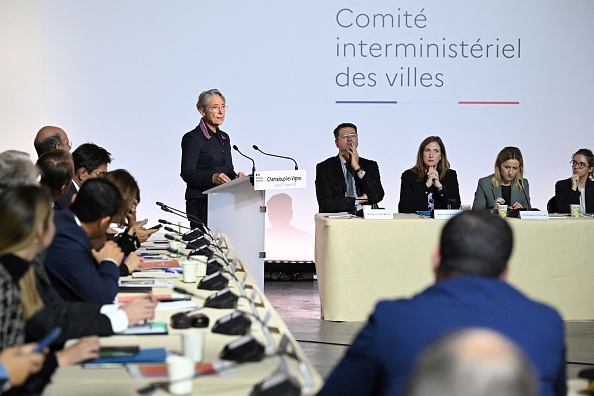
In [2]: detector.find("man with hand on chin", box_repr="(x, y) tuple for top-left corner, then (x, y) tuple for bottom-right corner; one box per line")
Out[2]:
(315, 122), (384, 216)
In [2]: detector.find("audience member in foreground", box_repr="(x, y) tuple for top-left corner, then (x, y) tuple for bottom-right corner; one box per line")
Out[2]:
(554, 148), (594, 214)
(318, 210), (565, 396)
(404, 329), (538, 396)
(398, 136), (460, 213)
(55, 142), (112, 210)
(0, 345), (45, 392)
(45, 178), (125, 303)
(315, 122), (384, 215)
(0, 185), (100, 394)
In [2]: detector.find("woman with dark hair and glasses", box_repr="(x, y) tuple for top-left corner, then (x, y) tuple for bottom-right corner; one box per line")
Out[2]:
(398, 136), (460, 213)
(554, 148), (594, 214)
(472, 146), (530, 211)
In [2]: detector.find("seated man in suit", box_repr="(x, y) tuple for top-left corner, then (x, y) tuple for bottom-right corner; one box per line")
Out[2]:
(33, 125), (72, 156)
(45, 178), (125, 304)
(318, 210), (566, 396)
(56, 142), (112, 210)
(315, 123), (384, 215)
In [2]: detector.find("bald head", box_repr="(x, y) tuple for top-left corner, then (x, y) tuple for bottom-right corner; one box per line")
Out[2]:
(405, 329), (538, 396)
(34, 126), (71, 156)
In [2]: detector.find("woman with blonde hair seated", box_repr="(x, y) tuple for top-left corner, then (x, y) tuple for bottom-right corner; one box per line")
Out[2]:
(0, 185), (99, 393)
(473, 147), (530, 211)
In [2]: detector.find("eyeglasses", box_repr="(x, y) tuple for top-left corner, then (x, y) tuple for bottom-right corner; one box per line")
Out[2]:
(93, 171), (105, 176)
(570, 160), (590, 169)
(336, 133), (358, 140)
(209, 105), (228, 112)
(59, 140), (72, 149)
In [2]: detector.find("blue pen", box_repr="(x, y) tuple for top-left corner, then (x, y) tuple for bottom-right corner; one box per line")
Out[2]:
(164, 269), (182, 273)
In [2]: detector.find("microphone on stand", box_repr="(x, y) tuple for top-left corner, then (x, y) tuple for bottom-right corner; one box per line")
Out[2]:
(156, 202), (210, 236)
(252, 145), (299, 170)
(232, 145), (256, 185)
(518, 179), (532, 210)
(160, 219), (204, 241)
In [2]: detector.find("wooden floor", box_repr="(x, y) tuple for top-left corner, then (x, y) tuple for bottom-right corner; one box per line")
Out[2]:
(264, 278), (594, 383)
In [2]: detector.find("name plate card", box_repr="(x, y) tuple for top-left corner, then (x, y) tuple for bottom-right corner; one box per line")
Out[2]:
(433, 209), (463, 220)
(363, 208), (394, 220)
(519, 211), (549, 220)
(254, 170), (306, 190)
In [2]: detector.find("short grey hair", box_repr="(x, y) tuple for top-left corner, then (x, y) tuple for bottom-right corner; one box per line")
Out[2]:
(404, 328), (538, 396)
(196, 89), (225, 112)
(0, 151), (39, 193)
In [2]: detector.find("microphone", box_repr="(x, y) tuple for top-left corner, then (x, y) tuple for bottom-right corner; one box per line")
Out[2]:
(252, 145), (298, 170)
(519, 179), (532, 210)
(156, 202), (210, 235)
(164, 234), (209, 253)
(232, 145), (256, 175)
(164, 225), (204, 242)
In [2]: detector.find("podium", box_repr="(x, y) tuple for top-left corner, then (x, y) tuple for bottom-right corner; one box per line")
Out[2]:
(204, 171), (307, 289)
(204, 176), (266, 289)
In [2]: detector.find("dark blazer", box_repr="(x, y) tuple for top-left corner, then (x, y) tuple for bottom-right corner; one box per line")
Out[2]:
(398, 169), (461, 213)
(44, 209), (120, 304)
(318, 276), (566, 396)
(472, 175), (531, 209)
(180, 125), (238, 200)
(55, 180), (77, 210)
(555, 177), (594, 214)
(315, 156), (384, 213)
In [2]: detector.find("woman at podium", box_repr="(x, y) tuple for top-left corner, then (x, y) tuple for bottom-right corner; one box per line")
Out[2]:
(554, 148), (594, 214)
(398, 136), (461, 213)
(180, 89), (245, 227)
(472, 146), (530, 211)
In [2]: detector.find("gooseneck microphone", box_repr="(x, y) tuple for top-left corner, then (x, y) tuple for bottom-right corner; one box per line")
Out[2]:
(519, 179), (532, 210)
(156, 202), (210, 236)
(232, 145), (256, 175)
(252, 145), (298, 170)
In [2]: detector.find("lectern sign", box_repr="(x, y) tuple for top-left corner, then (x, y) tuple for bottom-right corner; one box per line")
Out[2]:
(253, 170), (306, 190)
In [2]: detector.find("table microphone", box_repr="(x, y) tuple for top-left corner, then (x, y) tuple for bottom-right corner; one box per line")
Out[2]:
(519, 179), (532, 210)
(156, 202), (211, 235)
(252, 145), (298, 170)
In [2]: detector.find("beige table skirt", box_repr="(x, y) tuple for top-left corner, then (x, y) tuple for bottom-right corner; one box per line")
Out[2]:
(314, 213), (594, 322)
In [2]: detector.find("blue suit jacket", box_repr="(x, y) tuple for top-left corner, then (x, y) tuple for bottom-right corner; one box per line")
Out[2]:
(45, 209), (120, 304)
(318, 276), (566, 396)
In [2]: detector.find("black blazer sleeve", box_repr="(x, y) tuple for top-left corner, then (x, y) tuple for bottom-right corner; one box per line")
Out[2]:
(357, 158), (384, 206)
(433, 170), (461, 209)
(398, 169), (428, 213)
(555, 178), (580, 213)
(315, 158), (356, 213)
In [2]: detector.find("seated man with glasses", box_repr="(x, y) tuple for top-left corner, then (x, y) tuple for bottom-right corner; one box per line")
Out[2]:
(56, 143), (112, 210)
(315, 122), (384, 215)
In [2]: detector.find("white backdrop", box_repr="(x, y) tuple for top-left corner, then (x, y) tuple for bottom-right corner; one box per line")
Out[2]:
(38, 0), (594, 261)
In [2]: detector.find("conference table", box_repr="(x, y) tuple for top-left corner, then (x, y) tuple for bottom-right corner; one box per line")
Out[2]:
(43, 233), (322, 395)
(314, 213), (594, 322)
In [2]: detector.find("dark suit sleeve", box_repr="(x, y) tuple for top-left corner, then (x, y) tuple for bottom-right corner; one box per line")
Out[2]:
(555, 179), (579, 213)
(180, 132), (215, 189)
(315, 161), (356, 213)
(318, 311), (382, 396)
(46, 224), (120, 304)
(358, 159), (384, 205)
(398, 170), (428, 213)
(433, 170), (461, 209)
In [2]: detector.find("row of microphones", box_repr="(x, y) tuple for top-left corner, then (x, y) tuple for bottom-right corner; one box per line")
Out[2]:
(156, 202), (211, 237)
(232, 145), (299, 175)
